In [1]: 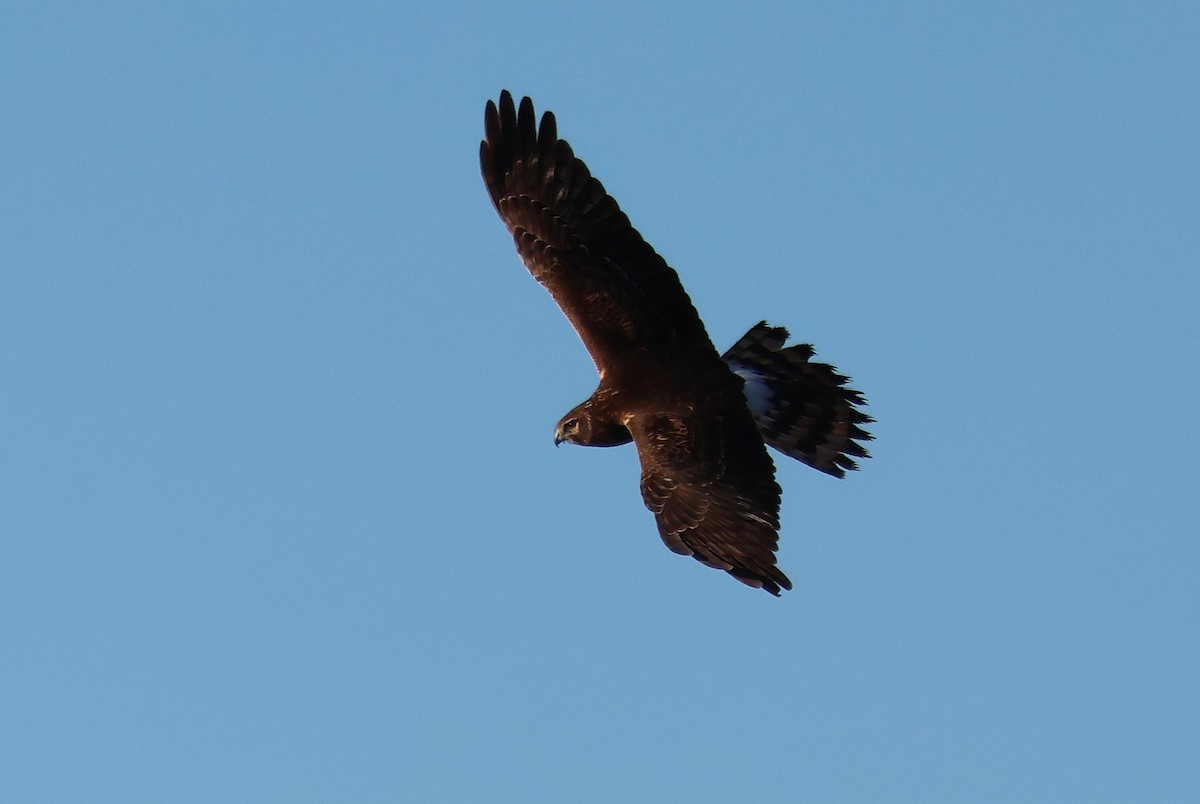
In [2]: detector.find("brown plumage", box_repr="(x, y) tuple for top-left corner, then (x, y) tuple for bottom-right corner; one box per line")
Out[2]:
(480, 91), (871, 595)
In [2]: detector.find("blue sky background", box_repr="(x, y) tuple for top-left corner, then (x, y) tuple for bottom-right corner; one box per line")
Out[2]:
(2, 3), (1198, 801)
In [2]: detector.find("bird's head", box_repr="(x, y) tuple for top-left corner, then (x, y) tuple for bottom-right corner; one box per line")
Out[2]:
(554, 406), (589, 447)
(554, 402), (632, 448)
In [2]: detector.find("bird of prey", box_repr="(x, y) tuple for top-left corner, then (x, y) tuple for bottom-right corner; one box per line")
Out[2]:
(480, 91), (871, 595)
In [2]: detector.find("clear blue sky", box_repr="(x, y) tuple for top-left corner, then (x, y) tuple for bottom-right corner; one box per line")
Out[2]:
(3, 3), (1198, 801)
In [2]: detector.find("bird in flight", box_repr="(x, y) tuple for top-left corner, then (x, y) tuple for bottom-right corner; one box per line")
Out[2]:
(480, 91), (871, 595)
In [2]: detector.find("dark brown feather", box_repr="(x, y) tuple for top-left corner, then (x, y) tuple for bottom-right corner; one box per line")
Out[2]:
(480, 90), (718, 373)
(723, 322), (873, 477)
(630, 409), (792, 596)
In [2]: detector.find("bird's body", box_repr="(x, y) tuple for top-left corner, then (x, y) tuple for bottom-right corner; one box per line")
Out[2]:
(480, 91), (871, 595)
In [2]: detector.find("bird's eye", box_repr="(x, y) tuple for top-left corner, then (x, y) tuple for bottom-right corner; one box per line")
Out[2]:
(563, 418), (578, 433)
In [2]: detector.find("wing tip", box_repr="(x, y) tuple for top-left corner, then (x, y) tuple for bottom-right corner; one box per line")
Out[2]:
(730, 566), (793, 596)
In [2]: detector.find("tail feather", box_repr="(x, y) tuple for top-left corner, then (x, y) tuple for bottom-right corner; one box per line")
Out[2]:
(722, 321), (873, 478)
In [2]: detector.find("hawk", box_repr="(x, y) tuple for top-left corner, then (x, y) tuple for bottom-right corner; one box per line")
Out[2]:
(480, 91), (871, 595)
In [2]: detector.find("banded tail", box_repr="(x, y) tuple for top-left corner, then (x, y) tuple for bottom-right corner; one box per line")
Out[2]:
(723, 322), (873, 478)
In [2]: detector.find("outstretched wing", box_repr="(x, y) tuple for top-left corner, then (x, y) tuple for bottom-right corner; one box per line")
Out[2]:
(480, 91), (717, 374)
(630, 408), (792, 595)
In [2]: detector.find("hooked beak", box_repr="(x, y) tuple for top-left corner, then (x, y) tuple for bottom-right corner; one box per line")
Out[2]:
(553, 433), (565, 447)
